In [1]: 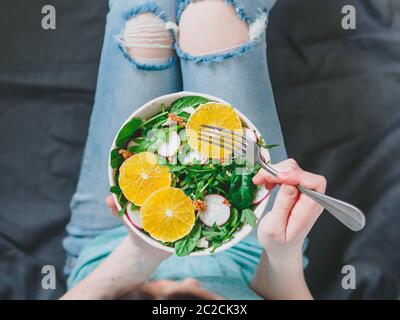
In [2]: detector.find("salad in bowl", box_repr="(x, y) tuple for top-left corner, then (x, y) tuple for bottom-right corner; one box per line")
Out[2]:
(109, 92), (274, 256)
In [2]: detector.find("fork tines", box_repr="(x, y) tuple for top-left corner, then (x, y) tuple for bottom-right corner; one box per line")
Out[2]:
(197, 125), (248, 156)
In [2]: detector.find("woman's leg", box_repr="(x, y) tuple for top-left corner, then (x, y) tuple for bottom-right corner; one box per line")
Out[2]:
(177, 0), (285, 164)
(176, 0), (286, 244)
(63, 0), (181, 274)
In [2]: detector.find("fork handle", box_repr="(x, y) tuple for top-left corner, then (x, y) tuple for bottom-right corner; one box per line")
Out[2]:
(259, 162), (366, 231)
(297, 185), (365, 231)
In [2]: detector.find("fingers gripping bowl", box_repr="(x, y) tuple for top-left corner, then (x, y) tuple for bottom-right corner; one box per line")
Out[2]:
(108, 92), (273, 256)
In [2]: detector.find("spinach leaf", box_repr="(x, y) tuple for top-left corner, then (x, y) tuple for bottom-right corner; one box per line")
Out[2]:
(110, 148), (124, 169)
(116, 117), (143, 148)
(242, 208), (257, 228)
(117, 202), (128, 217)
(110, 185), (129, 210)
(175, 222), (202, 256)
(229, 171), (256, 209)
(110, 185), (121, 195)
(170, 96), (210, 114)
(127, 138), (147, 153)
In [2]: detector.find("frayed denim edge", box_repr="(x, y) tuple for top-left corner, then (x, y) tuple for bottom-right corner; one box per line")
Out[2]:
(225, 0), (251, 23)
(175, 41), (255, 64)
(123, 2), (168, 22)
(118, 44), (176, 71)
(117, 2), (176, 71)
(177, 0), (251, 23)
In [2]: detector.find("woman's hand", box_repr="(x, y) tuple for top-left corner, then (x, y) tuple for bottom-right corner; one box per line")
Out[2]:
(61, 196), (171, 300)
(251, 159), (326, 300)
(254, 158), (326, 261)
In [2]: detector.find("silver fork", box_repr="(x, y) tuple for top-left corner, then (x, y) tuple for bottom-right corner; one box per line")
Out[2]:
(198, 125), (366, 232)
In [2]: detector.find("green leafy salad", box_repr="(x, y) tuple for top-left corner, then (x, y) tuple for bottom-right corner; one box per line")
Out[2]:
(110, 95), (275, 256)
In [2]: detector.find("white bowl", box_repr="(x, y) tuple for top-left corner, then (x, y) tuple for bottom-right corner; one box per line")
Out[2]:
(108, 91), (270, 255)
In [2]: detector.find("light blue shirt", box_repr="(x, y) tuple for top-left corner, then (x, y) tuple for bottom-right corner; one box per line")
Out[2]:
(67, 226), (264, 299)
(67, 226), (309, 299)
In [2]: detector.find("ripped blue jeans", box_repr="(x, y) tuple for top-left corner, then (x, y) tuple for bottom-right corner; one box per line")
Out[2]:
(63, 0), (286, 275)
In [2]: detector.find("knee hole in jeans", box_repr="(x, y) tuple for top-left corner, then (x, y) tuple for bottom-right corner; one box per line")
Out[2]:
(178, 0), (249, 56)
(177, 0), (268, 62)
(120, 12), (176, 68)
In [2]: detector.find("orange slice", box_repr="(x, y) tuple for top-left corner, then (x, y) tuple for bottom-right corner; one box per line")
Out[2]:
(141, 187), (195, 242)
(118, 152), (171, 206)
(186, 102), (243, 159)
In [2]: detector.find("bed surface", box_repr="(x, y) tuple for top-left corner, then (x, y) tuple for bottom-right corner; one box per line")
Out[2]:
(0, 0), (398, 299)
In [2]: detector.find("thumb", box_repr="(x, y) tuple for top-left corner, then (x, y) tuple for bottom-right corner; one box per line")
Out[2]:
(270, 185), (299, 228)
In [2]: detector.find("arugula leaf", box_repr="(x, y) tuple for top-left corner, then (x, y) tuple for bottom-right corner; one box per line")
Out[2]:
(175, 222), (202, 256)
(128, 128), (168, 153)
(116, 117), (143, 148)
(178, 112), (190, 122)
(262, 143), (279, 149)
(170, 96), (210, 114)
(117, 202), (128, 217)
(227, 207), (238, 227)
(142, 111), (168, 128)
(229, 171), (257, 209)
(202, 221), (234, 252)
(242, 208), (257, 228)
(130, 203), (139, 211)
(257, 136), (279, 150)
(202, 228), (225, 239)
(110, 148), (124, 169)
(179, 129), (187, 142)
(210, 238), (224, 252)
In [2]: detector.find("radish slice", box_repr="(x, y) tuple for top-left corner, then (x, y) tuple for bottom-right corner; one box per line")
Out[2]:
(182, 106), (196, 114)
(127, 140), (138, 149)
(126, 204), (143, 229)
(181, 148), (208, 165)
(196, 237), (209, 249)
(253, 185), (269, 205)
(200, 194), (231, 227)
(244, 128), (258, 143)
(178, 144), (207, 165)
(157, 131), (181, 157)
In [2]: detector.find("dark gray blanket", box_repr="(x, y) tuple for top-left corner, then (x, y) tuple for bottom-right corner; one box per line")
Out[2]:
(0, 0), (398, 299)
(0, 0), (107, 299)
(268, 0), (400, 299)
